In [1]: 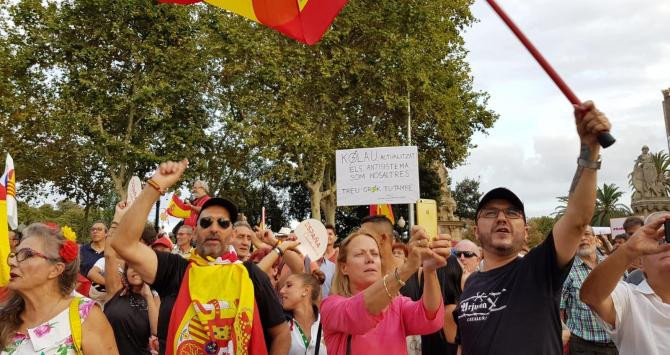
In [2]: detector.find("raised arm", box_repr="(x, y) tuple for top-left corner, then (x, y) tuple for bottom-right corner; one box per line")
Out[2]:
(553, 101), (611, 267)
(580, 214), (670, 326)
(111, 160), (188, 284)
(104, 202), (129, 298)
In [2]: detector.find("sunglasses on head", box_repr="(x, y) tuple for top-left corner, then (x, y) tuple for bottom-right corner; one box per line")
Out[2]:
(198, 217), (231, 230)
(455, 251), (477, 258)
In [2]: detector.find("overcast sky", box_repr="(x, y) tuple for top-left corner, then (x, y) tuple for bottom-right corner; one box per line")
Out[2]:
(450, 0), (670, 217)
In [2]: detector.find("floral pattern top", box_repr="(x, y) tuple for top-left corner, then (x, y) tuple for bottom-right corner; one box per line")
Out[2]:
(1, 297), (96, 355)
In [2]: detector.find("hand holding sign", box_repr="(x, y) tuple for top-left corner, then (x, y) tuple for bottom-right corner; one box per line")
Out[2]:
(294, 219), (328, 261)
(126, 176), (142, 206)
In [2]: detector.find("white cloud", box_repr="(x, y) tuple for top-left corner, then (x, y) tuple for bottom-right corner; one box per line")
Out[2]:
(451, 0), (670, 217)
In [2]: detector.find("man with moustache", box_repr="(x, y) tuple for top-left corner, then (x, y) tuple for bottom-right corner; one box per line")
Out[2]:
(561, 226), (618, 354)
(111, 161), (289, 354)
(450, 101), (612, 355)
(581, 214), (670, 354)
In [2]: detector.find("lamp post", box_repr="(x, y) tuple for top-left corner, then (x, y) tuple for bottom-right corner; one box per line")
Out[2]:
(397, 216), (408, 242)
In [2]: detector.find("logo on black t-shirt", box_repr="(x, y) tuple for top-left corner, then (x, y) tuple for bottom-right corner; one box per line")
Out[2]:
(458, 289), (508, 322)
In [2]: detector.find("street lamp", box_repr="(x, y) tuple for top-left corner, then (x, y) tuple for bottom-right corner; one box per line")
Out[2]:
(397, 216), (406, 229)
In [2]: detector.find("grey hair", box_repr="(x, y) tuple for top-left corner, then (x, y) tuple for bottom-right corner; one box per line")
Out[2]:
(645, 211), (670, 224)
(194, 180), (209, 194)
(234, 221), (253, 230)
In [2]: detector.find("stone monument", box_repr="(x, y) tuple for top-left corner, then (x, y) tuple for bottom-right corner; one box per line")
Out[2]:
(433, 161), (467, 240)
(631, 146), (670, 215)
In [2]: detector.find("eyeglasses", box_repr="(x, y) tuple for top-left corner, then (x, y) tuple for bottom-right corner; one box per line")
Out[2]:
(8, 248), (57, 263)
(198, 217), (231, 230)
(478, 207), (523, 219)
(455, 251), (478, 258)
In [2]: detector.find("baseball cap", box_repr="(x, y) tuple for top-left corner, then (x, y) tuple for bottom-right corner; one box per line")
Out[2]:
(151, 236), (174, 250)
(476, 187), (526, 222)
(198, 197), (239, 223)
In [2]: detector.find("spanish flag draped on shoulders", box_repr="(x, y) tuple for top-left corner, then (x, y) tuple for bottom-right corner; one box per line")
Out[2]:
(166, 248), (267, 355)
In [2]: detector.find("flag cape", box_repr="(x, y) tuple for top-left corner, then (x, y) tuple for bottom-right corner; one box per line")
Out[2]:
(1, 154), (17, 230)
(160, 0), (348, 45)
(166, 194), (192, 219)
(370, 204), (395, 225)
(166, 252), (267, 355)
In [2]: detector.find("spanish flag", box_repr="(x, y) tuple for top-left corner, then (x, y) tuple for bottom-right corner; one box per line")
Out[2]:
(166, 194), (192, 219)
(2, 154), (17, 230)
(160, 0), (349, 45)
(0, 164), (10, 287)
(370, 204), (395, 225)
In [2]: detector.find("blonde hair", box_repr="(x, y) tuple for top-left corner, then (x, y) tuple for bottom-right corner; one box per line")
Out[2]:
(330, 230), (381, 297)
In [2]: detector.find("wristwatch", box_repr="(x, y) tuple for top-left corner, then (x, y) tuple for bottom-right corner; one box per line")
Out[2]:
(577, 156), (602, 170)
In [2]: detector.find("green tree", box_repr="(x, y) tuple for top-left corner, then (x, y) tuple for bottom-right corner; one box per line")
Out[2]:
(551, 196), (569, 218)
(219, 0), (496, 224)
(592, 183), (632, 227)
(452, 177), (481, 220)
(527, 216), (554, 248)
(0, 0), (226, 201)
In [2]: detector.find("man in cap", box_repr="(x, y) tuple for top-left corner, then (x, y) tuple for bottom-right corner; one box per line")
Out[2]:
(450, 101), (611, 354)
(112, 160), (289, 355)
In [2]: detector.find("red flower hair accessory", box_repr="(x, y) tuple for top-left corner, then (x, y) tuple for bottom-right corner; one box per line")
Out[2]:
(60, 240), (79, 263)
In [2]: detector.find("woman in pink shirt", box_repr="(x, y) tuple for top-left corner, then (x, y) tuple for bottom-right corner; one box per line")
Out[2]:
(321, 227), (449, 355)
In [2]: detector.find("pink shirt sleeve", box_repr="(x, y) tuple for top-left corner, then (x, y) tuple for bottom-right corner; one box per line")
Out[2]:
(321, 293), (384, 335)
(400, 296), (445, 335)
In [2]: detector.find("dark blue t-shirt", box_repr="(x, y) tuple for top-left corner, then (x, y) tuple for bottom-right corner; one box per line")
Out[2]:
(79, 243), (104, 278)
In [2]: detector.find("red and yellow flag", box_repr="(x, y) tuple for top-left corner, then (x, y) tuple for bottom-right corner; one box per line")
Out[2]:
(0, 169), (9, 287)
(370, 204), (395, 225)
(160, 0), (348, 45)
(166, 194), (192, 219)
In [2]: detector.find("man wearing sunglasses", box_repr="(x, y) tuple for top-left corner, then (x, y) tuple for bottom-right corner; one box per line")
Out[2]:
(450, 101), (611, 355)
(111, 160), (290, 355)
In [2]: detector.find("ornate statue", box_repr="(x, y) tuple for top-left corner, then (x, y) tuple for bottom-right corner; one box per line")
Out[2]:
(632, 146), (666, 199)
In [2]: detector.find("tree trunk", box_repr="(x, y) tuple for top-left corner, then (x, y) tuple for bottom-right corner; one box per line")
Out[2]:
(321, 192), (336, 225)
(307, 180), (322, 221)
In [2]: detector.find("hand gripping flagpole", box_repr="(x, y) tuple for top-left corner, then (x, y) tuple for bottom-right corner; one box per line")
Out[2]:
(486, 0), (615, 148)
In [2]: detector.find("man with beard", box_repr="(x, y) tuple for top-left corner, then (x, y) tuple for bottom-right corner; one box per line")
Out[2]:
(111, 160), (289, 355)
(561, 226), (618, 354)
(450, 101), (611, 355)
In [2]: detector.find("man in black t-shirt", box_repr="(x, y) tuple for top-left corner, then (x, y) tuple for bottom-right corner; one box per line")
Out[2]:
(450, 101), (611, 355)
(401, 253), (462, 355)
(111, 160), (290, 355)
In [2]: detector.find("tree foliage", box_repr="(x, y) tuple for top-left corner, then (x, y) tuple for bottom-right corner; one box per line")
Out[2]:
(452, 177), (481, 220)
(592, 183), (632, 227)
(527, 216), (554, 248)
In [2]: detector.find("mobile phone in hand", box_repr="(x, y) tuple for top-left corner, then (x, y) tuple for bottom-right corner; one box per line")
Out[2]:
(665, 220), (670, 243)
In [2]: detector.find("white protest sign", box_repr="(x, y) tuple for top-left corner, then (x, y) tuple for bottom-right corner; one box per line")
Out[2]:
(336, 146), (420, 206)
(126, 176), (142, 206)
(591, 227), (611, 236)
(294, 219), (328, 260)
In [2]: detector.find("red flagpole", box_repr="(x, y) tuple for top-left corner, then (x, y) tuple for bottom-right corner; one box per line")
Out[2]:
(485, 0), (615, 148)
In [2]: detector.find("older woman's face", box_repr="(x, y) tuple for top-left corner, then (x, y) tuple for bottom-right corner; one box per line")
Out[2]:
(7, 237), (62, 292)
(342, 235), (381, 293)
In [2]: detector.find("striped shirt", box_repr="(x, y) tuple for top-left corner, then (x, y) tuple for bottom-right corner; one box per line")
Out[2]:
(560, 255), (612, 343)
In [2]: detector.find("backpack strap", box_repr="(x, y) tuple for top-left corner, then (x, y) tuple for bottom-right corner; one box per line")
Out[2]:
(69, 297), (83, 355)
(313, 322), (323, 355)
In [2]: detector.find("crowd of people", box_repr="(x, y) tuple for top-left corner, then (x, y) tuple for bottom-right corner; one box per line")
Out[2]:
(0, 101), (668, 355)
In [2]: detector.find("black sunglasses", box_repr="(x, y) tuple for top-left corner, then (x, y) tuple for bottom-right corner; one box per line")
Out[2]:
(455, 251), (477, 258)
(198, 217), (231, 230)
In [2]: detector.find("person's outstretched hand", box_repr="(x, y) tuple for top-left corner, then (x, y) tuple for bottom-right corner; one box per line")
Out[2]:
(574, 101), (611, 148)
(150, 159), (188, 192)
(622, 214), (670, 258)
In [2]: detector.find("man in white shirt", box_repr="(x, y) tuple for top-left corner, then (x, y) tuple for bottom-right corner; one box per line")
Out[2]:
(580, 214), (670, 355)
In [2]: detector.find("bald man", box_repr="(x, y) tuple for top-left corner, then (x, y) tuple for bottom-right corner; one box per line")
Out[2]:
(454, 240), (482, 275)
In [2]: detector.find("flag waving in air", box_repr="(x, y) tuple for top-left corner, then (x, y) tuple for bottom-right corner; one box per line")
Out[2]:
(160, 0), (348, 45)
(166, 194), (192, 219)
(1, 154), (17, 230)
(0, 156), (12, 287)
(370, 204), (395, 225)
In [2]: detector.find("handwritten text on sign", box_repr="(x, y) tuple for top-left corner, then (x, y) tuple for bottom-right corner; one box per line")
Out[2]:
(336, 146), (420, 206)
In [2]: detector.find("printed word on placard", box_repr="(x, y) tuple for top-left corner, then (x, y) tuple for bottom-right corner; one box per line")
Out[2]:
(294, 219), (328, 260)
(336, 146), (420, 206)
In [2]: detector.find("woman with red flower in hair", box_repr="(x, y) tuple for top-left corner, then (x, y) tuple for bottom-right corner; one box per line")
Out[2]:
(0, 223), (118, 354)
